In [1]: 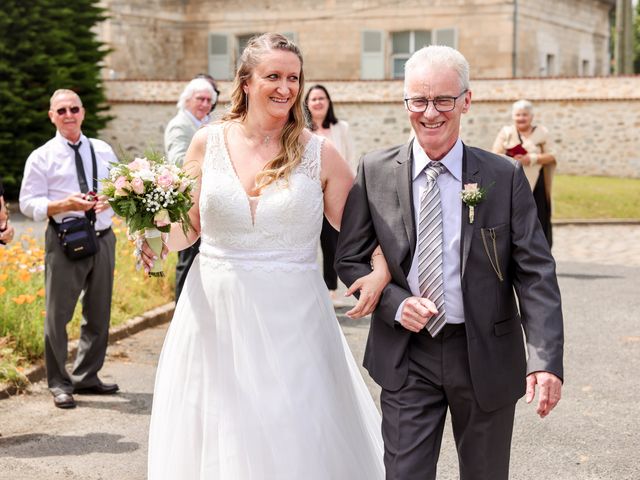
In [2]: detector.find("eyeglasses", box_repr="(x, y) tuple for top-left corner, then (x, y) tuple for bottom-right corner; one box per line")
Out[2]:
(194, 96), (212, 104)
(404, 90), (468, 113)
(55, 106), (81, 115)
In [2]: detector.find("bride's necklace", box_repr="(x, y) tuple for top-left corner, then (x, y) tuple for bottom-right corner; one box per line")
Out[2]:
(239, 123), (278, 148)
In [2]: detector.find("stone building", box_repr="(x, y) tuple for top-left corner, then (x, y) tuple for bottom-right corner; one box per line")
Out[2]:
(99, 0), (615, 81)
(98, 0), (640, 179)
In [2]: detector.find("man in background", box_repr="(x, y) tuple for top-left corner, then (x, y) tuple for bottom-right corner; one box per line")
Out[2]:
(164, 76), (218, 300)
(20, 89), (119, 409)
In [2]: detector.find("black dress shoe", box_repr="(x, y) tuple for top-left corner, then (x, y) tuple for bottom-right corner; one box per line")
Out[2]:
(53, 393), (76, 409)
(74, 382), (119, 395)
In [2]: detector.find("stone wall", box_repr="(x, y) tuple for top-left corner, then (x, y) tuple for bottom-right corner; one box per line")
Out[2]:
(101, 76), (640, 177)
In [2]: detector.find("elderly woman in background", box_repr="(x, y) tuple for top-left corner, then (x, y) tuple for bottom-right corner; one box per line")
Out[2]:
(304, 84), (354, 303)
(492, 99), (556, 246)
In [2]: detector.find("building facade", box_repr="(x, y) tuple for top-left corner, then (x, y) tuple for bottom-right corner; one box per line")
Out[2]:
(98, 0), (615, 81)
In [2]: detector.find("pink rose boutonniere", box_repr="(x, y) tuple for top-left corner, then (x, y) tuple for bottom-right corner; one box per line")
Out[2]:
(460, 183), (489, 224)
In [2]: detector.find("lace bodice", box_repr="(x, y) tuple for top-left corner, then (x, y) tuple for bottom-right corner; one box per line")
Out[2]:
(198, 124), (324, 269)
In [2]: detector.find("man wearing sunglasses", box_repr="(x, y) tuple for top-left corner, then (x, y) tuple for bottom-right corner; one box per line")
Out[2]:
(164, 76), (218, 301)
(19, 89), (119, 409)
(336, 46), (563, 479)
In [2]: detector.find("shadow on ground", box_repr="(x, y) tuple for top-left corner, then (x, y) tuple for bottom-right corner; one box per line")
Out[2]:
(0, 432), (139, 457)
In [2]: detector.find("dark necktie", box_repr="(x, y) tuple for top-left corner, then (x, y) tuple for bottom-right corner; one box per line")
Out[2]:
(417, 161), (447, 337)
(68, 142), (89, 193)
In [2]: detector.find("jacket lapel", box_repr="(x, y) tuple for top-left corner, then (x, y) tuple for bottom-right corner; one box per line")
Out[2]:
(395, 140), (416, 264)
(460, 144), (480, 279)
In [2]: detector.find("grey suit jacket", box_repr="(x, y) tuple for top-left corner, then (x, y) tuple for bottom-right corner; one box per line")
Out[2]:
(335, 140), (564, 412)
(164, 110), (199, 167)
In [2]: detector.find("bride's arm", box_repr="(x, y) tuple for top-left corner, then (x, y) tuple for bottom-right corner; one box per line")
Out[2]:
(165, 128), (206, 251)
(344, 245), (391, 319)
(320, 139), (391, 318)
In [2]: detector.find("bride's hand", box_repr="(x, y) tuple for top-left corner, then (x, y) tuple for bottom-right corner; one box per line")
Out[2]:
(136, 235), (169, 275)
(344, 263), (392, 319)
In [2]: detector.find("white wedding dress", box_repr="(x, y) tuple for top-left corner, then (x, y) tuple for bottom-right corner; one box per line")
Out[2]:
(148, 124), (384, 479)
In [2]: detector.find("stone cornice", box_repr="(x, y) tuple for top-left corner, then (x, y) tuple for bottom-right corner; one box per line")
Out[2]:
(105, 76), (640, 104)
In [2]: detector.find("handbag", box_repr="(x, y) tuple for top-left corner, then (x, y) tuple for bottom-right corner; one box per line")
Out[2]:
(51, 141), (100, 260)
(55, 215), (100, 260)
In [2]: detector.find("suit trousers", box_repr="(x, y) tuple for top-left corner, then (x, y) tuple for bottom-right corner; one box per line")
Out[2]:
(44, 223), (116, 396)
(320, 216), (338, 290)
(380, 324), (516, 480)
(175, 238), (201, 301)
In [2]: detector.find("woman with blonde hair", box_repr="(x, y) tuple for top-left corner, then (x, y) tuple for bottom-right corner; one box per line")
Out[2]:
(492, 99), (556, 245)
(145, 33), (386, 479)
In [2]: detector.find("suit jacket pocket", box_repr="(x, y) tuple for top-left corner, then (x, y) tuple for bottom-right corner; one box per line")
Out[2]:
(480, 224), (507, 282)
(494, 316), (520, 336)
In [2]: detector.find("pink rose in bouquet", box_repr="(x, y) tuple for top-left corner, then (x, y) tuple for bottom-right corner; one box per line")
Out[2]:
(114, 176), (131, 197)
(157, 170), (176, 191)
(131, 177), (145, 195)
(128, 157), (151, 172)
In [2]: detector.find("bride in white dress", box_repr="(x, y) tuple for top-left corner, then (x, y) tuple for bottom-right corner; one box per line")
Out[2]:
(143, 33), (389, 479)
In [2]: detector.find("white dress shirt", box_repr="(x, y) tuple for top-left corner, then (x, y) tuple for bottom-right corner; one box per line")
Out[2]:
(20, 131), (117, 231)
(395, 138), (465, 324)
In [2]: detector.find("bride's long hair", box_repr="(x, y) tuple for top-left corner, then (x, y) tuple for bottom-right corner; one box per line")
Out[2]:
(222, 33), (306, 191)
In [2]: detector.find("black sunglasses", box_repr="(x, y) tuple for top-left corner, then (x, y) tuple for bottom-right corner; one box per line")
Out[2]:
(55, 106), (81, 115)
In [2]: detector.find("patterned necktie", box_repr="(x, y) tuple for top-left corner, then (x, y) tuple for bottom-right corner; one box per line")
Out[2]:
(417, 161), (447, 337)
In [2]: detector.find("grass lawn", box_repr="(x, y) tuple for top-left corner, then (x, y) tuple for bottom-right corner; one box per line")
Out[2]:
(553, 175), (640, 220)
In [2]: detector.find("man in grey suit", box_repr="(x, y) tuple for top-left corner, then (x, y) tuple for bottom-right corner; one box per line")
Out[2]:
(164, 77), (217, 300)
(335, 46), (563, 479)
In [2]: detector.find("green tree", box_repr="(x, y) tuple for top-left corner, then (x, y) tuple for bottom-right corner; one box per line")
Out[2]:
(0, 0), (111, 198)
(635, 0), (640, 73)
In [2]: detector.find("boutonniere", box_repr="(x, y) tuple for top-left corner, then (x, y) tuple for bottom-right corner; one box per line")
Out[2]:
(460, 183), (489, 224)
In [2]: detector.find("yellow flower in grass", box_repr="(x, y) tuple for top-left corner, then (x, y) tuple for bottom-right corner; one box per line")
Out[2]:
(0, 273), (8, 282)
(0, 286), (6, 295)
(37, 288), (46, 297)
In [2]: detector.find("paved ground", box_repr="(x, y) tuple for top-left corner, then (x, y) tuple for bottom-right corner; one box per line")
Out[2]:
(1, 220), (639, 479)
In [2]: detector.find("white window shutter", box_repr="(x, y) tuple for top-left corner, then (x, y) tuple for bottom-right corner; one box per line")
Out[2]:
(209, 33), (231, 80)
(361, 30), (385, 80)
(435, 28), (457, 49)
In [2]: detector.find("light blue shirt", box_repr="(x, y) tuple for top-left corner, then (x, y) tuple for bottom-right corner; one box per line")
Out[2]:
(184, 109), (209, 128)
(395, 138), (465, 324)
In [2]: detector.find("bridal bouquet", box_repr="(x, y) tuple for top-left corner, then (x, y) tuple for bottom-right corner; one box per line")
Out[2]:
(102, 154), (195, 276)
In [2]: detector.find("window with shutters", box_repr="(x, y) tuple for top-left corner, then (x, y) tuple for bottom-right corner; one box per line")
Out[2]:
(390, 29), (456, 79)
(361, 30), (385, 79)
(208, 34), (231, 80)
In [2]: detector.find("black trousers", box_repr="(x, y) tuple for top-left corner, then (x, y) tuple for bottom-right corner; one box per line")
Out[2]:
(532, 169), (552, 247)
(320, 217), (338, 290)
(381, 324), (516, 480)
(175, 238), (201, 301)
